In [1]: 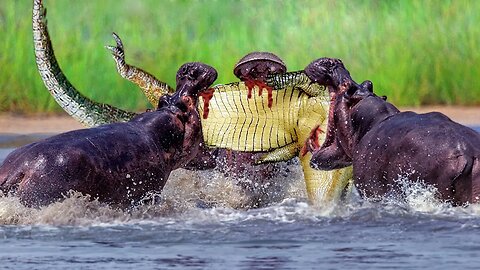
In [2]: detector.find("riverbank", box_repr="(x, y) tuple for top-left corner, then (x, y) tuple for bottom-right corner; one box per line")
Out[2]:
(1, 106), (479, 134)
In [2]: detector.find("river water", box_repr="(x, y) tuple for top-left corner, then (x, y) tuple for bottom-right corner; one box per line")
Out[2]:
(1, 128), (480, 269)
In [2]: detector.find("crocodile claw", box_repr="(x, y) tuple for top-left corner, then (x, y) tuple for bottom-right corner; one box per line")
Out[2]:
(112, 32), (124, 49)
(105, 32), (125, 60)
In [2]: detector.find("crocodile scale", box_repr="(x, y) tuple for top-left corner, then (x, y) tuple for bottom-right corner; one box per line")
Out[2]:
(32, 0), (353, 204)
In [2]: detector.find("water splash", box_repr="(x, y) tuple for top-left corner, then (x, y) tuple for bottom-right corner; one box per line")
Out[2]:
(2, 164), (480, 227)
(396, 177), (448, 213)
(0, 164), (307, 226)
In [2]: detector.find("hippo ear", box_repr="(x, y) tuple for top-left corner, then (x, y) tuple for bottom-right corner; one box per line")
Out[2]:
(360, 80), (373, 93)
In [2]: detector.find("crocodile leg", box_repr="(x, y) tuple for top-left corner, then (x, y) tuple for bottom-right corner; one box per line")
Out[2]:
(33, 0), (352, 205)
(105, 33), (175, 107)
(33, 0), (137, 127)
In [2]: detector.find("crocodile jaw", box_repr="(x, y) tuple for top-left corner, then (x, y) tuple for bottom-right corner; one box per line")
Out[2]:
(300, 153), (353, 205)
(297, 96), (353, 205)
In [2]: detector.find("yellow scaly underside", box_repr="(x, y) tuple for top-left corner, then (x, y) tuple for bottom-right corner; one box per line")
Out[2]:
(197, 80), (353, 204)
(128, 68), (353, 204)
(199, 82), (301, 152)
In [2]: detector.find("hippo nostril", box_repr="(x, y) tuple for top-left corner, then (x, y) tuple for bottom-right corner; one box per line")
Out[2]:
(188, 69), (202, 81)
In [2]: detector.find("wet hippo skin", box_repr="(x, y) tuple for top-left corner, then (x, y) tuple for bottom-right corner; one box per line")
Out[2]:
(0, 62), (217, 207)
(305, 57), (480, 205)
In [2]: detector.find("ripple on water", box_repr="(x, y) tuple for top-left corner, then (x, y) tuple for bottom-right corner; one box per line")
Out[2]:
(2, 141), (480, 268)
(1, 185), (480, 269)
(0, 164), (308, 226)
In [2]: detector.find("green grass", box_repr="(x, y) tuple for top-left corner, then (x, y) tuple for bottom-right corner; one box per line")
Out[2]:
(1, 0), (479, 114)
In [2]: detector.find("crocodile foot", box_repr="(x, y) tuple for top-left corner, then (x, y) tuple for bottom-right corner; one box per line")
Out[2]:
(105, 32), (125, 64)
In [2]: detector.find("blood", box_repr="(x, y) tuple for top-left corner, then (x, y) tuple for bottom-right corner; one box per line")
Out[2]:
(244, 79), (274, 108)
(300, 125), (324, 156)
(199, 88), (215, 119)
(245, 80), (255, 99)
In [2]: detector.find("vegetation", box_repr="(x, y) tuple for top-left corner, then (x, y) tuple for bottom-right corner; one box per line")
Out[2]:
(1, 0), (479, 114)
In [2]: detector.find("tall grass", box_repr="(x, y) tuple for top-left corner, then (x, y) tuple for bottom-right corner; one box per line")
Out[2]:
(1, 0), (479, 114)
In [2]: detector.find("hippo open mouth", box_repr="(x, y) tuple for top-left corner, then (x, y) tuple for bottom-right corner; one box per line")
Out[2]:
(303, 58), (355, 153)
(306, 60), (480, 205)
(303, 58), (377, 172)
(32, 0), (353, 205)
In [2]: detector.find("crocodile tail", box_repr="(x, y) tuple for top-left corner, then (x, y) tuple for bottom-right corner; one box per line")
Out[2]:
(106, 33), (175, 107)
(32, 0), (137, 127)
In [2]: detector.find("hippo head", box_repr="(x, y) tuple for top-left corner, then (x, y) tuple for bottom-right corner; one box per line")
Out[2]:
(303, 57), (363, 151)
(158, 62), (218, 111)
(303, 58), (373, 170)
(157, 62), (217, 168)
(305, 58), (398, 171)
(233, 51), (286, 81)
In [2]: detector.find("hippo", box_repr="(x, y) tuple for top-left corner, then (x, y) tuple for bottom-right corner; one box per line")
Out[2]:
(304, 57), (480, 205)
(105, 36), (296, 207)
(0, 62), (217, 207)
(32, 0), (351, 206)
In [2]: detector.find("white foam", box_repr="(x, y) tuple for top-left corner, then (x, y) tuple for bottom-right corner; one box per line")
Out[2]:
(2, 164), (480, 226)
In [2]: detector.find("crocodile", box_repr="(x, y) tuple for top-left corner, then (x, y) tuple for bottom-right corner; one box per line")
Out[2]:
(105, 33), (353, 204)
(32, 0), (353, 205)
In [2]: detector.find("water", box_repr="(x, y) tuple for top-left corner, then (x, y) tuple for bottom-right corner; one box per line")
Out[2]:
(1, 128), (480, 269)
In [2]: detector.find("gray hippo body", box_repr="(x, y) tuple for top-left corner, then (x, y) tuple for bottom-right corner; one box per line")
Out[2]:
(304, 57), (480, 205)
(349, 99), (480, 204)
(0, 62), (217, 207)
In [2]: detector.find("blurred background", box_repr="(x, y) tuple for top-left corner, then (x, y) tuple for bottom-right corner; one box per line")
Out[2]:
(1, 0), (479, 114)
